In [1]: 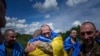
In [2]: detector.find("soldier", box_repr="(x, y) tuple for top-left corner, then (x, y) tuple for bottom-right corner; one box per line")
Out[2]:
(79, 22), (100, 56)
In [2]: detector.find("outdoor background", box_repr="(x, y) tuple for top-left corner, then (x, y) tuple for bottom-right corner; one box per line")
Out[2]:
(4, 0), (100, 48)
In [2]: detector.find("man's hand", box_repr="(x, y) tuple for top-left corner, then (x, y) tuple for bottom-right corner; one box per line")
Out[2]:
(31, 40), (41, 46)
(25, 40), (41, 52)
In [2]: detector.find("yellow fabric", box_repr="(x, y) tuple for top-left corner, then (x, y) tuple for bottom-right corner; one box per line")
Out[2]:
(64, 50), (68, 56)
(28, 45), (50, 56)
(28, 35), (68, 56)
(51, 35), (68, 56)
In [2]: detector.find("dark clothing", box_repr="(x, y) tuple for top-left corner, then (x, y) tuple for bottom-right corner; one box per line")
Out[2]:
(0, 41), (24, 56)
(96, 37), (100, 44)
(6, 46), (12, 56)
(79, 41), (100, 56)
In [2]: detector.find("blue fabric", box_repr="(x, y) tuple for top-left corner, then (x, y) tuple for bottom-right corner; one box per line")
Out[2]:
(38, 36), (52, 42)
(12, 42), (24, 56)
(28, 31), (58, 43)
(0, 42), (6, 56)
(64, 36), (80, 56)
(28, 38), (39, 43)
(0, 41), (24, 56)
(96, 37), (100, 44)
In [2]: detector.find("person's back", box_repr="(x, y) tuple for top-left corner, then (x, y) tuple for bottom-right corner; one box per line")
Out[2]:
(25, 29), (42, 56)
(27, 29), (41, 43)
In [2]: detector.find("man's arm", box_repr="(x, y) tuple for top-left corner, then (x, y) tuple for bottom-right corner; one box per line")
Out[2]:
(37, 41), (53, 55)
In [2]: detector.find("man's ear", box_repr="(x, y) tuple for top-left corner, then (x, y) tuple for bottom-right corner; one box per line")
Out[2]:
(96, 30), (100, 36)
(50, 29), (52, 31)
(40, 30), (43, 36)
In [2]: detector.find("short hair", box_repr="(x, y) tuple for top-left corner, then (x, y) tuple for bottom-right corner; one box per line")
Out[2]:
(70, 29), (77, 33)
(4, 29), (16, 36)
(33, 29), (41, 38)
(81, 22), (96, 30)
(40, 24), (51, 30)
(1, 0), (6, 8)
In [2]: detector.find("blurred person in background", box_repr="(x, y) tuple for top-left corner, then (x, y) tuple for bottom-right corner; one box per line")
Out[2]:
(64, 29), (80, 56)
(25, 29), (41, 55)
(3, 29), (24, 56)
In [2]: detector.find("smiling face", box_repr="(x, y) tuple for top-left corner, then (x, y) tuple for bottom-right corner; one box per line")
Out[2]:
(80, 23), (96, 46)
(4, 30), (16, 45)
(70, 30), (77, 38)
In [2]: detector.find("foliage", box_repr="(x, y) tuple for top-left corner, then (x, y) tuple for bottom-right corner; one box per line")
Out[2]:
(16, 34), (32, 48)
(60, 25), (81, 40)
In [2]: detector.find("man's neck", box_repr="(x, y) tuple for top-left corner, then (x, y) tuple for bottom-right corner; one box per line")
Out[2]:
(5, 42), (14, 49)
(71, 37), (76, 44)
(84, 43), (94, 53)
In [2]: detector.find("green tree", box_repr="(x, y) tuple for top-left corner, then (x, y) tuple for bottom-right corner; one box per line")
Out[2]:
(17, 34), (32, 48)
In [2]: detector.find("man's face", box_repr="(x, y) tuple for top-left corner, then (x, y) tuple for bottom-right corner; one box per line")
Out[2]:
(41, 26), (51, 38)
(0, 1), (6, 28)
(5, 31), (16, 45)
(70, 30), (77, 38)
(80, 23), (96, 46)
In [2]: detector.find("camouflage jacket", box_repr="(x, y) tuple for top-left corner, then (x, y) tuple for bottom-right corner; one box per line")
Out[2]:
(79, 41), (100, 56)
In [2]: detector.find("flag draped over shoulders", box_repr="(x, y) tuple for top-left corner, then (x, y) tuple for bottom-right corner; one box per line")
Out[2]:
(64, 36), (80, 56)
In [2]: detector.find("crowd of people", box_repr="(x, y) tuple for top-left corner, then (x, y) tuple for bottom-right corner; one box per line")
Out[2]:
(0, 0), (100, 56)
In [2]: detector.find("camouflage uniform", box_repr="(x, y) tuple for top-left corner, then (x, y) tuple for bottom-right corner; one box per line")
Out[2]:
(37, 42), (53, 55)
(79, 41), (100, 56)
